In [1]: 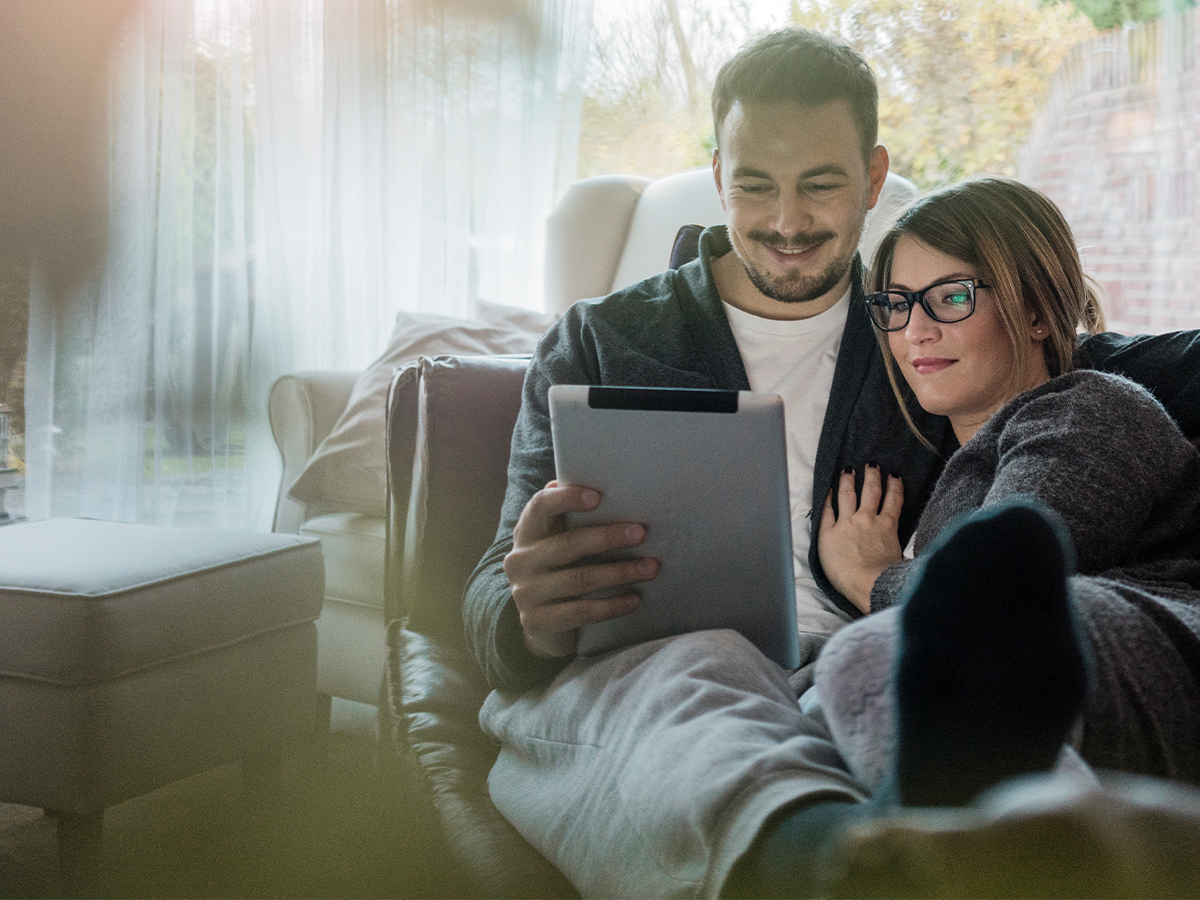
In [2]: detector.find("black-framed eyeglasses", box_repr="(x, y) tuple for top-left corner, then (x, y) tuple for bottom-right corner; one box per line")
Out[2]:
(865, 279), (990, 332)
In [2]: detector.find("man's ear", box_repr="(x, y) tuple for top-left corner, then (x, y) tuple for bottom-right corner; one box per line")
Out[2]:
(866, 144), (890, 210)
(712, 147), (727, 210)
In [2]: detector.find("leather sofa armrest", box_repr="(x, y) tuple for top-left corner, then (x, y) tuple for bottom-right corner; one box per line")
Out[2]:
(388, 354), (530, 635)
(386, 622), (578, 898)
(381, 354), (578, 896)
(268, 370), (360, 533)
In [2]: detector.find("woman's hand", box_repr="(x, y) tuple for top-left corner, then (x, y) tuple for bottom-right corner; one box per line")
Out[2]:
(818, 464), (904, 614)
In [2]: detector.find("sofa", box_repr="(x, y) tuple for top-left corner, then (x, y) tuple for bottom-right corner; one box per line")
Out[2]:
(382, 353), (1200, 899)
(389, 188), (1200, 898)
(267, 166), (919, 720)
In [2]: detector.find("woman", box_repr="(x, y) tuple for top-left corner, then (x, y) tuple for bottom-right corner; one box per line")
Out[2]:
(726, 175), (1200, 897)
(808, 175), (1200, 809)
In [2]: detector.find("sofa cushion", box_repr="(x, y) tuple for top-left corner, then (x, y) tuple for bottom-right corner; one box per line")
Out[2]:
(610, 168), (726, 293)
(300, 512), (387, 610)
(287, 302), (555, 519)
(0, 518), (322, 685)
(820, 772), (1200, 897)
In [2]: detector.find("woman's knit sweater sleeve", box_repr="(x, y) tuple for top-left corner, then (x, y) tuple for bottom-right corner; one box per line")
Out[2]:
(869, 371), (1199, 611)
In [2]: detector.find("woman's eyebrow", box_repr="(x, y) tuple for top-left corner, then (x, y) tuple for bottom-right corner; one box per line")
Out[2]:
(888, 273), (979, 291)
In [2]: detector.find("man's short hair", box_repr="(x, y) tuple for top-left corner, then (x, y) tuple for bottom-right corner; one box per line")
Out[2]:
(711, 29), (878, 163)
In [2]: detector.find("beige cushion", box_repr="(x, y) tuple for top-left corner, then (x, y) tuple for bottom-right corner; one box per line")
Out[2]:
(609, 168), (727, 294)
(0, 518), (323, 684)
(300, 513), (386, 611)
(823, 772), (1200, 897)
(286, 301), (555, 518)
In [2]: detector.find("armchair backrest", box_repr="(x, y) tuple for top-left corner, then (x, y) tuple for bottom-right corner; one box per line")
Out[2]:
(544, 167), (920, 315)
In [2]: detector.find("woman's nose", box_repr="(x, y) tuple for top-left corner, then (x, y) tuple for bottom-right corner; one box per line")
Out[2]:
(903, 302), (941, 343)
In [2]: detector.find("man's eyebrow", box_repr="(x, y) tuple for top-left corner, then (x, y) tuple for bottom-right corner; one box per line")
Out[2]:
(731, 163), (852, 180)
(731, 165), (773, 180)
(799, 164), (850, 179)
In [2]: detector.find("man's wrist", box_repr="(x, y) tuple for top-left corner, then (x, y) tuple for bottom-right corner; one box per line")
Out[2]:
(524, 627), (576, 659)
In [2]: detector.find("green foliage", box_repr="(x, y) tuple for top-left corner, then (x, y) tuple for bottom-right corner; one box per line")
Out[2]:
(792, 0), (1097, 189)
(577, 0), (758, 179)
(578, 0), (1100, 191)
(1063, 0), (1195, 31)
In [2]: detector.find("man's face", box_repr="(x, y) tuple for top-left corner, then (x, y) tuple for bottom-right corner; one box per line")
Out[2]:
(714, 99), (887, 309)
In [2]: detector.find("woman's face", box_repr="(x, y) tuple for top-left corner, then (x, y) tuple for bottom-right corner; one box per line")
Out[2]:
(886, 235), (1046, 443)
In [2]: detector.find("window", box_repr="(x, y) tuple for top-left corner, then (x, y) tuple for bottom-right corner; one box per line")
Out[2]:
(7, 0), (1198, 532)
(578, 0), (1200, 331)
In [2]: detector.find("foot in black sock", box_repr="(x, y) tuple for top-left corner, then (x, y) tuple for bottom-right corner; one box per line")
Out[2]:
(891, 498), (1094, 807)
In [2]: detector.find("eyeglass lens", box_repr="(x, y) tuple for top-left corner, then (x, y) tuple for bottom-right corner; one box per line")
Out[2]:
(870, 282), (975, 330)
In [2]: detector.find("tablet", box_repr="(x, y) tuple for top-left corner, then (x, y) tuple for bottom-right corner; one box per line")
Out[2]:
(548, 384), (800, 669)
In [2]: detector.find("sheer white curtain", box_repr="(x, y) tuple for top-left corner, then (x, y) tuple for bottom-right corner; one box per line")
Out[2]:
(24, 0), (593, 530)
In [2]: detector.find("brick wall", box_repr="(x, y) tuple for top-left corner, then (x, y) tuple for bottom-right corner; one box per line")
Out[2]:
(1018, 10), (1200, 333)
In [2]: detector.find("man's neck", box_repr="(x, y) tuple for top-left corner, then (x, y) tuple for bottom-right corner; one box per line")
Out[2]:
(710, 250), (850, 322)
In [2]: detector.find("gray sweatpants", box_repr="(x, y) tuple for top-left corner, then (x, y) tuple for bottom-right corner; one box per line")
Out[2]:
(479, 629), (867, 899)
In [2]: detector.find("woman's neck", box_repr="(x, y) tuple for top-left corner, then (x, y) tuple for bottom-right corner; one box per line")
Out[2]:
(951, 361), (1052, 445)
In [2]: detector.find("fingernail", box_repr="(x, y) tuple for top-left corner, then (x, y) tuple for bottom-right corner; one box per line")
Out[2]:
(843, 465), (854, 474)
(638, 557), (659, 577)
(582, 489), (600, 507)
(626, 524), (645, 542)
(867, 460), (879, 469)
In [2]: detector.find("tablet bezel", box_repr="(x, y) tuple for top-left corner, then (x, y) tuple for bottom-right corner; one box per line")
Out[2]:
(548, 384), (800, 669)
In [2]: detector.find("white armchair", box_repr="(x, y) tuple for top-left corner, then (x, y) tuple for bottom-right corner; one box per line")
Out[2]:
(543, 166), (917, 314)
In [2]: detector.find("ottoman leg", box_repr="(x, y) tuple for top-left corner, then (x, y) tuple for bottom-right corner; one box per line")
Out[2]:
(53, 810), (103, 894)
(316, 692), (333, 733)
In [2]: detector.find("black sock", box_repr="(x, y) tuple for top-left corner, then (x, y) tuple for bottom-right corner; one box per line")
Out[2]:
(891, 498), (1094, 808)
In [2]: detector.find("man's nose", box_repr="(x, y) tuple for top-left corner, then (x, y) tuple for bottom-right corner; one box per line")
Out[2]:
(772, 191), (814, 238)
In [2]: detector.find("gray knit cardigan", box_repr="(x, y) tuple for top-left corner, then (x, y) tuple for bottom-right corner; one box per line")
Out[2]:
(870, 370), (1200, 608)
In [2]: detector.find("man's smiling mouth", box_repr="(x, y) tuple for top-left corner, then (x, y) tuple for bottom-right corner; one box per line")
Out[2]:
(748, 230), (837, 256)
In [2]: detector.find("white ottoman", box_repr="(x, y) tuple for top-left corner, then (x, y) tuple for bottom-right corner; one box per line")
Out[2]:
(0, 518), (323, 882)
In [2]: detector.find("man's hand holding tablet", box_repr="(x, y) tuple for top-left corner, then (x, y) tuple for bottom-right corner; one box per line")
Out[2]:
(503, 480), (660, 658)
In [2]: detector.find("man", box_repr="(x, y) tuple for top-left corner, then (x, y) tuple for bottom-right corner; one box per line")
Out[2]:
(463, 28), (1200, 898)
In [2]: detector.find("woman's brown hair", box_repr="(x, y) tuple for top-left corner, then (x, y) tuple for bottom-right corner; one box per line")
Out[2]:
(870, 175), (1107, 448)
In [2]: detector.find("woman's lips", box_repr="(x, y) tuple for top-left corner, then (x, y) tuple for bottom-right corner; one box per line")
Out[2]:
(912, 357), (956, 374)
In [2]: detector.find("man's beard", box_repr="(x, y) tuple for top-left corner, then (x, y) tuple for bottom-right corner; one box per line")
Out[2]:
(740, 228), (857, 305)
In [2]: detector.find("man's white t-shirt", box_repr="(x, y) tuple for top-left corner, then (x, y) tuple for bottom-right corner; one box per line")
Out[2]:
(723, 290), (855, 637)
